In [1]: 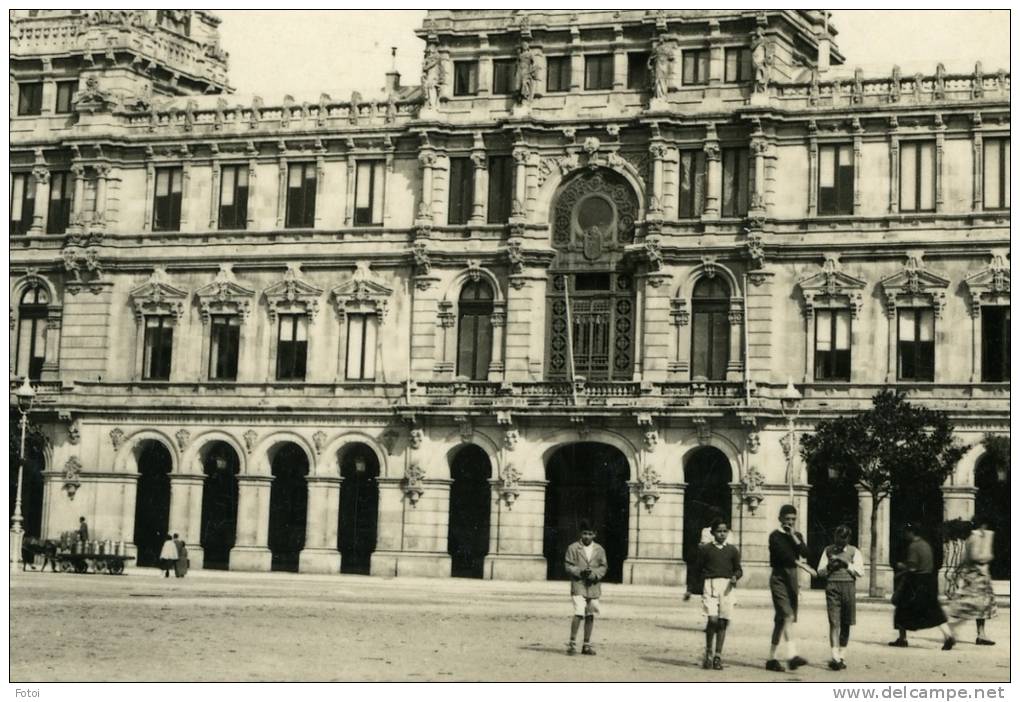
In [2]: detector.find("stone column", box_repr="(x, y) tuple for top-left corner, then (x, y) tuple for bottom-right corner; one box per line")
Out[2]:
(418, 150), (436, 220)
(69, 164), (86, 232)
(144, 163), (155, 230)
(119, 473), (140, 562)
(94, 164), (111, 227)
(30, 166), (49, 235)
(314, 154), (326, 229)
(807, 129), (818, 217)
(230, 475), (272, 571)
(370, 475), (452, 578)
(484, 480), (548, 581)
(299, 475), (342, 573)
(622, 480), (684, 586)
(209, 159), (221, 229)
(888, 130), (900, 214)
(40, 304), (62, 380)
(470, 147), (487, 224)
(726, 307), (744, 381)
(344, 155), (356, 225)
(971, 120), (984, 211)
(942, 485), (977, 522)
(487, 306), (506, 381)
(852, 123), (864, 213)
(512, 146), (528, 217)
(569, 28), (582, 92)
(750, 138), (768, 213)
(275, 158), (288, 229)
(504, 268), (548, 381)
(649, 142), (667, 215)
(702, 129), (721, 219)
(612, 31), (626, 90)
(246, 159), (258, 229)
(169, 473), (205, 569)
(857, 488), (894, 594)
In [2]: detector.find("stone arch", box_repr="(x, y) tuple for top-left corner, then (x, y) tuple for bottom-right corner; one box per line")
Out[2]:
(444, 430), (502, 480)
(536, 162), (647, 225)
(183, 431), (248, 476)
(676, 261), (742, 301)
(440, 266), (506, 305)
(11, 271), (59, 304)
(251, 431), (316, 477)
(114, 430), (180, 474)
(536, 428), (638, 480)
(320, 432), (390, 478)
(679, 433), (743, 482)
(950, 441), (986, 487)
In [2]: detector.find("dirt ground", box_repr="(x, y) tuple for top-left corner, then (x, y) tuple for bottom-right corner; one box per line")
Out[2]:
(10, 568), (1010, 682)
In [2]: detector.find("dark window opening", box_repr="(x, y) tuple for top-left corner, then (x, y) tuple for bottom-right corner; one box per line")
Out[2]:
(18, 82), (43, 116)
(627, 52), (650, 90)
(682, 50), (709, 85)
(721, 147), (751, 217)
(546, 56), (570, 93)
(285, 163), (316, 228)
(456, 281), (494, 381)
(16, 287), (48, 381)
(354, 160), (384, 226)
(981, 306), (1009, 382)
(897, 308), (935, 382)
(899, 141), (935, 213)
(983, 138), (1010, 210)
(492, 58), (517, 95)
(814, 308), (851, 381)
(10, 173), (36, 235)
(143, 316), (173, 380)
(218, 164), (249, 229)
(486, 155), (513, 224)
(448, 157), (474, 225)
(691, 277), (730, 381)
(584, 54), (614, 90)
(55, 81), (77, 114)
(819, 144), (854, 216)
(678, 150), (707, 218)
(345, 313), (378, 381)
(209, 315), (240, 381)
(152, 167), (183, 232)
(276, 314), (308, 381)
(724, 47), (752, 83)
(453, 61), (479, 96)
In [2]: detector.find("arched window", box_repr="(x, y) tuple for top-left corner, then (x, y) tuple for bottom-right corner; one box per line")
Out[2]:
(691, 277), (730, 381)
(16, 287), (48, 380)
(457, 281), (493, 380)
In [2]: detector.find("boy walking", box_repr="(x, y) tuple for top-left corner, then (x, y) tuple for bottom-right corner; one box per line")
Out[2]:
(817, 525), (864, 670)
(564, 520), (608, 656)
(766, 504), (815, 672)
(698, 518), (742, 670)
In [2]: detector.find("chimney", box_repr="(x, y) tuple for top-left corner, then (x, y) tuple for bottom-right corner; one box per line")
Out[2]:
(385, 46), (401, 94)
(817, 11), (831, 73)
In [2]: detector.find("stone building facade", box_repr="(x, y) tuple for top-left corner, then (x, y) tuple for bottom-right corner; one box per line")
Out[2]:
(10, 10), (1009, 589)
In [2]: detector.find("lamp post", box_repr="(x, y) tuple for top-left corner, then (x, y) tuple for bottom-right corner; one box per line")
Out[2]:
(11, 378), (36, 571)
(779, 379), (802, 502)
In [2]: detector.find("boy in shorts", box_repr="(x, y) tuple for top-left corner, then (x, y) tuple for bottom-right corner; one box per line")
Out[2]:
(564, 520), (608, 656)
(817, 524), (864, 670)
(698, 518), (743, 670)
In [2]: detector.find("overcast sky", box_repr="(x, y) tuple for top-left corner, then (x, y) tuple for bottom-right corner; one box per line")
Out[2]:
(217, 10), (1010, 98)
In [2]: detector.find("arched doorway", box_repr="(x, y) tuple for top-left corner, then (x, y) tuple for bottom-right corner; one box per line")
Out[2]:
(199, 441), (240, 570)
(338, 443), (379, 575)
(975, 454), (1009, 580)
(544, 442), (630, 583)
(133, 440), (173, 567)
(683, 446), (733, 589)
(891, 480), (944, 570)
(448, 444), (491, 578)
(267, 443), (309, 572)
(807, 462), (859, 588)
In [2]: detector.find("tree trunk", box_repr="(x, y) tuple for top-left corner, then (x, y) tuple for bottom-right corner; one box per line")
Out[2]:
(869, 492), (880, 598)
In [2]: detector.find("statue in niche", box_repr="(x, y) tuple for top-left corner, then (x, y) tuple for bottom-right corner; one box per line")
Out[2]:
(751, 27), (770, 93)
(421, 43), (443, 110)
(516, 41), (542, 104)
(649, 41), (673, 99)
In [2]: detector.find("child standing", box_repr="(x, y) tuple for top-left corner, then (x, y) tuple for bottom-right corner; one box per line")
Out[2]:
(817, 525), (864, 670)
(698, 518), (742, 670)
(564, 520), (608, 656)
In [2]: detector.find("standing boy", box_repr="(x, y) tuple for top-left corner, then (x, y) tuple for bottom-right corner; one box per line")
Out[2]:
(698, 518), (743, 670)
(766, 504), (815, 672)
(564, 520), (608, 656)
(817, 525), (864, 670)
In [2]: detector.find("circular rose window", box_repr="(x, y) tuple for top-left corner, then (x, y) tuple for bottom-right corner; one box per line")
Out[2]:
(576, 195), (614, 233)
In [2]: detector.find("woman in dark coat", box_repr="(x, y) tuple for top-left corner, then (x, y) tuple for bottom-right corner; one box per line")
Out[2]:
(889, 523), (956, 649)
(173, 539), (189, 578)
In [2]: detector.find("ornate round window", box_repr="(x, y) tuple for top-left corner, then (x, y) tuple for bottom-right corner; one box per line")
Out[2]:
(552, 168), (639, 257)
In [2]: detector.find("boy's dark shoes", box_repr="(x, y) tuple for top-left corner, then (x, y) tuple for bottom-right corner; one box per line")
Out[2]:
(976, 638), (996, 646)
(788, 655), (808, 670)
(765, 659), (785, 672)
(887, 639), (908, 647)
(567, 642), (577, 656)
(581, 644), (596, 656)
(828, 659), (845, 671)
(702, 653), (712, 669)
(941, 637), (956, 651)
(712, 656), (723, 670)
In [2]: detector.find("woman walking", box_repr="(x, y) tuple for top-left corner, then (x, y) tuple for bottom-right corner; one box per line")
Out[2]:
(159, 535), (178, 578)
(945, 517), (997, 645)
(888, 523), (955, 649)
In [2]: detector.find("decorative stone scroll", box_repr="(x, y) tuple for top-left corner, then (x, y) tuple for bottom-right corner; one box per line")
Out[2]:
(797, 255), (867, 320)
(741, 465), (766, 514)
(128, 267), (188, 322)
(637, 466), (661, 512)
(194, 265), (255, 323)
(879, 252), (950, 319)
(264, 264), (323, 322)
(963, 254), (1010, 316)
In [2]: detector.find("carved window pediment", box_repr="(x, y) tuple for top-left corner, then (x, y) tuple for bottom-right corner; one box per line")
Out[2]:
(128, 268), (188, 322)
(798, 258), (867, 319)
(264, 265), (324, 322)
(194, 265), (255, 323)
(331, 262), (393, 321)
(964, 255), (1010, 315)
(880, 254), (949, 318)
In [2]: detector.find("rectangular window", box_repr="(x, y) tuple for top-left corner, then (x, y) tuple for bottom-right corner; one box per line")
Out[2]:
(818, 144), (854, 215)
(218, 164), (249, 229)
(981, 306), (1009, 382)
(345, 313), (378, 381)
(814, 309), (851, 381)
(721, 147), (751, 217)
(276, 314), (308, 381)
(492, 59), (516, 95)
(143, 317), (173, 381)
(285, 162), (316, 228)
(627, 52), (650, 90)
(209, 315), (240, 381)
(897, 308), (935, 382)
(448, 157), (474, 225)
(16, 311), (46, 381)
(899, 141), (935, 212)
(453, 61), (479, 96)
(546, 56), (570, 93)
(17, 82), (43, 116)
(724, 47), (752, 83)
(682, 50), (709, 85)
(983, 138), (1010, 210)
(354, 160), (385, 226)
(487, 155), (513, 224)
(584, 54), (613, 90)
(152, 167), (183, 231)
(55, 81), (77, 114)
(678, 150), (707, 218)
(10, 172), (36, 236)
(47, 170), (73, 234)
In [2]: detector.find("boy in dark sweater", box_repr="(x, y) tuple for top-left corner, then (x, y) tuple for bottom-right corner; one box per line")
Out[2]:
(698, 518), (742, 670)
(766, 504), (815, 672)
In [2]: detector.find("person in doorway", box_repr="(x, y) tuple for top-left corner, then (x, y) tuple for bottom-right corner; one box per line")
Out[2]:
(77, 516), (89, 543)
(173, 535), (189, 578)
(888, 523), (956, 649)
(817, 525), (865, 670)
(159, 535), (178, 578)
(944, 516), (997, 645)
(698, 518), (742, 671)
(564, 520), (608, 656)
(766, 504), (815, 672)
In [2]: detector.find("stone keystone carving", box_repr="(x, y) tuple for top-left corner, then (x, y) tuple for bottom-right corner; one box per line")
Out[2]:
(500, 464), (522, 510)
(403, 463), (426, 506)
(109, 428), (126, 451)
(64, 457), (83, 500)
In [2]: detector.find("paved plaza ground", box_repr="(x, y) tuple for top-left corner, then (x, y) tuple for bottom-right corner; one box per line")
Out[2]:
(10, 568), (1010, 682)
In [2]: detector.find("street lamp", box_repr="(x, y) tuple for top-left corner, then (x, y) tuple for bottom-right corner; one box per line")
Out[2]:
(11, 378), (36, 571)
(779, 379), (802, 502)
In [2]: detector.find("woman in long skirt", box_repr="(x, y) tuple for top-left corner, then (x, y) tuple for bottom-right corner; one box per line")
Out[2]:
(889, 523), (956, 649)
(946, 517), (997, 645)
(159, 535), (178, 578)
(174, 541), (189, 578)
